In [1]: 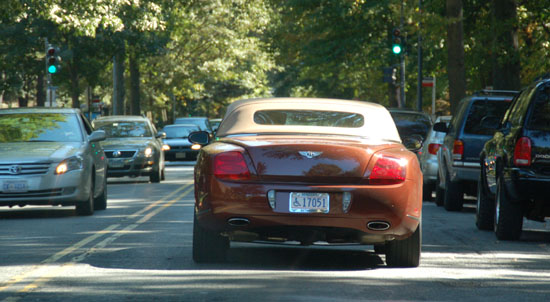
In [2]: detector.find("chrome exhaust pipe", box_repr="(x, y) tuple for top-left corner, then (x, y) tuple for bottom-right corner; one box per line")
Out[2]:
(227, 217), (250, 227)
(367, 221), (391, 231)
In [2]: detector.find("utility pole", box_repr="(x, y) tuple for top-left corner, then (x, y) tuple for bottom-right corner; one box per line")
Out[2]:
(416, 0), (423, 112)
(400, 0), (406, 107)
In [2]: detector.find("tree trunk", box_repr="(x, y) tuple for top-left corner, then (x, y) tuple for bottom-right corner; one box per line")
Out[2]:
(70, 66), (80, 109)
(446, 0), (466, 115)
(492, 0), (520, 90)
(36, 72), (45, 107)
(129, 52), (141, 115)
(113, 45), (126, 115)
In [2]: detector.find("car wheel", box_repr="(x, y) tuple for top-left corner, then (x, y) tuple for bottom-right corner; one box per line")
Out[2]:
(443, 171), (464, 211)
(494, 177), (523, 240)
(161, 167), (166, 181)
(385, 222), (421, 268)
(475, 171), (493, 230)
(434, 174), (444, 207)
(150, 164), (161, 183)
(94, 174), (108, 211)
(422, 183), (434, 202)
(192, 213), (229, 263)
(76, 175), (94, 216)
(373, 244), (386, 254)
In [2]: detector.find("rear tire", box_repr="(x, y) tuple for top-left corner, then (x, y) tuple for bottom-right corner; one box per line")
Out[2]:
(385, 223), (421, 268)
(475, 172), (493, 230)
(443, 171), (464, 211)
(192, 214), (229, 263)
(76, 175), (94, 216)
(494, 177), (523, 240)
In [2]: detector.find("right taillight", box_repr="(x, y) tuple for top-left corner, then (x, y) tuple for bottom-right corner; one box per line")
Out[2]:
(452, 140), (464, 160)
(213, 151), (251, 180)
(368, 155), (406, 185)
(428, 143), (441, 155)
(513, 137), (532, 166)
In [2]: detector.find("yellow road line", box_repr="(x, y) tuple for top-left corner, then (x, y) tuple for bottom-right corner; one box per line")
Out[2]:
(0, 183), (192, 296)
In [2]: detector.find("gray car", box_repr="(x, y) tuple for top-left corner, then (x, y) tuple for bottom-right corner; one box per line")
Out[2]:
(0, 107), (107, 215)
(92, 115), (166, 183)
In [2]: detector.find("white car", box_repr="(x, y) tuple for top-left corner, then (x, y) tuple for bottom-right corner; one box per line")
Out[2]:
(419, 115), (451, 202)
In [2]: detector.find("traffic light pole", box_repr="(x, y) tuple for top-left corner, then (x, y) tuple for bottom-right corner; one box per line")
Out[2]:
(44, 39), (53, 107)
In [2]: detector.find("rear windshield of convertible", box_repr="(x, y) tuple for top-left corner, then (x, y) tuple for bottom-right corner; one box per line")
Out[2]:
(253, 110), (364, 128)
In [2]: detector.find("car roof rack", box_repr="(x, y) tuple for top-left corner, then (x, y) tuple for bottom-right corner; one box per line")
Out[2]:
(473, 89), (519, 96)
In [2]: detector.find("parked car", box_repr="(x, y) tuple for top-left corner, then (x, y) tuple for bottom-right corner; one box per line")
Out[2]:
(433, 90), (517, 211)
(0, 107), (107, 215)
(174, 117), (213, 134)
(477, 79), (550, 240)
(388, 108), (433, 154)
(92, 115), (166, 183)
(190, 98), (423, 267)
(160, 124), (201, 161)
(419, 115), (451, 201)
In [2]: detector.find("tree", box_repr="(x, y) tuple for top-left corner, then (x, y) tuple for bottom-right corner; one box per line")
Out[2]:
(491, 0), (520, 90)
(446, 0), (466, 115)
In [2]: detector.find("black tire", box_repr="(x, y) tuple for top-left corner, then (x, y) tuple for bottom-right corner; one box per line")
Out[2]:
(94, 175), (108, 211)
(192, 214), (229, 263)
(150, 164), (161, 183)
(434, 174), (444, 207)
(423, 183), (434, 202)
(161, 167), (166, 181)
(494, 177), (523, 240)
(373, 244), (386, 254)
(385, 223), (421, 268)
(76, 175), (94, 216)
(443, 171), (464, 211)
(475, 172), (493, 230)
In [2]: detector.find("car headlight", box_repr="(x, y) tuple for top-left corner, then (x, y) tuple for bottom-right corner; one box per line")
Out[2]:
(162, 144), (170, 151)
(55, 156), (83, 175)
(144, 147), (153, 157)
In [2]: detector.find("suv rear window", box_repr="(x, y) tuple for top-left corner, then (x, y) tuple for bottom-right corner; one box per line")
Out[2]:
(463, 99), (511, 135)
(527, 86), (550, 131)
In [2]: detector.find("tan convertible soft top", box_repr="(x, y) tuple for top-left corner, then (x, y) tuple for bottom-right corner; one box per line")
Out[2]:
(216, 97), (401, 142)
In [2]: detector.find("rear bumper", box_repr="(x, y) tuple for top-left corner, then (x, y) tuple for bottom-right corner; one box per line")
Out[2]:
(422, 157), (439, 184)
(195, 177), (422, 243)
(504, 168), (550, 202)
(451, 161), (480, 182)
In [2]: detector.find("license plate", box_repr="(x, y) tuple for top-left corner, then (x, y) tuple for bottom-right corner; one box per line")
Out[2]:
(2, 180), (29, 193)
(289, 192), (329, 213)
(175, 152), (187, 159)
(108, 159), (124, 168)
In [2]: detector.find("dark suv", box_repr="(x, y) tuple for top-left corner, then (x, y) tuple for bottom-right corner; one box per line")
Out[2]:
(476, 79), (550, 240)
(433, 90), (517, 211)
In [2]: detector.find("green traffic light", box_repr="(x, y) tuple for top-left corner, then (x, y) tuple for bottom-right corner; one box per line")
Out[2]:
(48, 65), (57, 74)
(392, 44), (402, 55)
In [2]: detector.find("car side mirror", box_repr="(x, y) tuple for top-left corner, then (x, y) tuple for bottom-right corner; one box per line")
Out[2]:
(89, 130), (106, 142)
(156, 131), (166, 139)
(402, 135), (423, 152)
(433, 122), (448, 133)
(189, 131), (210, 145)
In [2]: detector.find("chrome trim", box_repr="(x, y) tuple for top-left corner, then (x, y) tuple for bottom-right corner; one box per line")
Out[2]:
(406, 214), (421, 221)
(452, 161), (480, 168)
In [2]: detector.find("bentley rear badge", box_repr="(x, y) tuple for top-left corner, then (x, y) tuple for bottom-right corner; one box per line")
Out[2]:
(298, 151), (322, 159)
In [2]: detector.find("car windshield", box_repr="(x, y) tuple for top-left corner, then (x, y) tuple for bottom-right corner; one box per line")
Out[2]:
(253, 110), (364, 127)
(390, 112), (432, 139)
(94, 121), (152, 138)
(162, 126), (197, 138)
(0, 113), (82, 143)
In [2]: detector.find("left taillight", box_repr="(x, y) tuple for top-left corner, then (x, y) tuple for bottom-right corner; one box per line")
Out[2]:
(428, 143), (441, 155)
(213, 151), (251, 180)
(368, 155), (406, 185)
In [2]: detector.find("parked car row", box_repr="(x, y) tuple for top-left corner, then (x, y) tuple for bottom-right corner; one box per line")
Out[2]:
(427, 80), (550, 241)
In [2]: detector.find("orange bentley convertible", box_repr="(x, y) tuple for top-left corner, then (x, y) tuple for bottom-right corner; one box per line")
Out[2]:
(189, 98), (423, 267)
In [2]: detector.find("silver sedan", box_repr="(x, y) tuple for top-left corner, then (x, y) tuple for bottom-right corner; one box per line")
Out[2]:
(0, 107), (107, 215)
